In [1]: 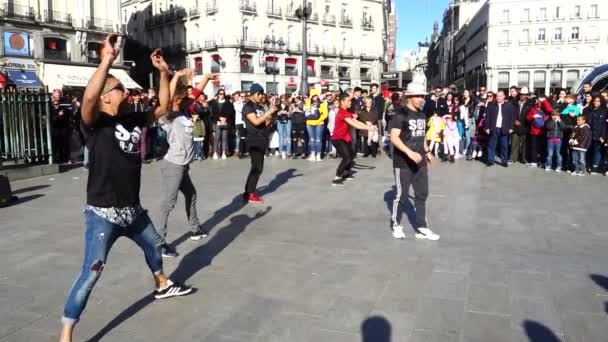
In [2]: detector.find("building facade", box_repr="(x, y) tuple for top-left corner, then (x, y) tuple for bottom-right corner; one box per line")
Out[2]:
(428, 0), (608, 96)
(122, 0), (387, 94)
(0, 0), (137, 91)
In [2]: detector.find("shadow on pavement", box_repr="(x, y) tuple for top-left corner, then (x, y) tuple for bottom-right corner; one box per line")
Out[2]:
(383, 186), (417, 232)
(169, 168), (301, 249)
(361, 315), (391, 342)
(11, 184), (50, 195)
(86, 208), (271, 342)
(590, 274), (608, 313)
(523, 320), (562, 342)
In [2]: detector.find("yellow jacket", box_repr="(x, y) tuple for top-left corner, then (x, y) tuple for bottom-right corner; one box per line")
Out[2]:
(305, 88), (328, 126)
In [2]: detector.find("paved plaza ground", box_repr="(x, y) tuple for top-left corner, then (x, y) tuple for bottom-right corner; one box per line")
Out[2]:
(1, 156), (607, 342)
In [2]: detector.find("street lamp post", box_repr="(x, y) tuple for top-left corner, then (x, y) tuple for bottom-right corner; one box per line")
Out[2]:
(295, 1), (311, 95)
(263, 35), (285, 94)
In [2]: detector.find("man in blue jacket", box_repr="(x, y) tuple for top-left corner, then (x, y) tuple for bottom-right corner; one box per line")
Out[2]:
(484, 90), (516, 167)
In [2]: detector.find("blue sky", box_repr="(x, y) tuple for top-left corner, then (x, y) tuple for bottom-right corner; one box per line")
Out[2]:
(395, 0), (450, 66)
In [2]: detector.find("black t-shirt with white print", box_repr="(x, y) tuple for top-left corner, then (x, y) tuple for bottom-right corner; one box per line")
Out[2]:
(86, 111), (146, 208)
(389, 106), (427, 169)
(243, 100), (271, 145)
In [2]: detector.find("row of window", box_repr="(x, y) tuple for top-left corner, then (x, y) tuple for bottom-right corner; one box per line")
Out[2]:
(497, 70), (581, 88)
(500, 4), (600, 23)
(499, 26), (599, 44)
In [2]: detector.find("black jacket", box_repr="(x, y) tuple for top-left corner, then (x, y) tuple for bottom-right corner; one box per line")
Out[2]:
(208, 99), (235, 126)
(512, 100), (533, 135)
(423, 97), (448, 118)
(545, 118), (565, 139)
(583, 106), (607, 140)
(484, 101), (516, 134)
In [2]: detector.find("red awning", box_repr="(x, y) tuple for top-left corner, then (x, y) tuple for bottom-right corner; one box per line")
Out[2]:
(212, 54), (221, 61)
(241, 54), (252, 59)
(285, 58), (297, 64)
(306, 59), (315, 72)
(266, 56), (278, 62)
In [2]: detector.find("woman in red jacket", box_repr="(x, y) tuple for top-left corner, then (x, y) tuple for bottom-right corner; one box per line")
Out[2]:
(526, 96), (553, 167)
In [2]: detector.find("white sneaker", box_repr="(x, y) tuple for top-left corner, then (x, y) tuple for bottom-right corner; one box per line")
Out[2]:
(545, 167), (552, 172)
(471, 151), (478, 159)
(212, 153), (219, 160)
(308, 154), (316, 161)
(316, 154), (322, 162)
(392, 225), (406, 239)
(415, 228), (440, 241)
(274, 151), (280, 156)
(221, 153), (227, 160)
(477, 150), (483, 158)
(555, 169), (562, 173)
(454, 154), (461, 159)
(281, 152), (286, 160)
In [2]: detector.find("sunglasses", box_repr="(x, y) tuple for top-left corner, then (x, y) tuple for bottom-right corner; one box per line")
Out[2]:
(103, 83), (126, 95)
(218, 93), (225, 96)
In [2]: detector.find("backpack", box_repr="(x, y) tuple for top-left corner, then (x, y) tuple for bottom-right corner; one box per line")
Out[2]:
(305, 103), (321, 120)
(533, 111), (545, 128)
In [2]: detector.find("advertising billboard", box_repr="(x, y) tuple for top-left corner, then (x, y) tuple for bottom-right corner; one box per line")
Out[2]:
(3, 32), (31, 57)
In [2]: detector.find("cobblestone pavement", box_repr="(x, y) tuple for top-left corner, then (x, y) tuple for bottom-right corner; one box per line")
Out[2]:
(1, 156), (607, 342)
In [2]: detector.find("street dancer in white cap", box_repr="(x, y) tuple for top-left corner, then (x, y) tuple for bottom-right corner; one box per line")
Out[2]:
(389, 82), (440, 241)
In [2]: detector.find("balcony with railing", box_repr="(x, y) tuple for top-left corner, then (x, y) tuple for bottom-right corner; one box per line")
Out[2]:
(189, 7), (200, 17)
(321, 69), (335, 79)
(338, 69), (350, 79)
(361, 17), (373, 30)
(43, 10), (73, 26)
(322, 14), (336, 26)
(240, 1), (257, 14)
(308, 12), (319, 23)
(238, 38), (260, 49)
(285, 67), (298, 76)
(206, 1), (217, 14)
(267, 3), (282, 18)
(323, 47), (338, 57)
(241, 64), (254, 73)
(285, 4), (298, 20)
(86, 17), (113, 31)
(340, 15), (353, 28)
(286, 42), (301, 52)
(44, 49), (69, 61)
(2, 3), (36, 21)
(188, 41), (202, 52)
(360, 71), (372, 80)
(144, 8), (187, 28)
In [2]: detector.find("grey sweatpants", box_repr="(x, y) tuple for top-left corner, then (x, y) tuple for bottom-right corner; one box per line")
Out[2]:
(156, 159), (200, 242)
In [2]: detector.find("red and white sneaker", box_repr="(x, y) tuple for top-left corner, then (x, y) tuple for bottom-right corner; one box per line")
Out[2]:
(246, 193), (264, 204)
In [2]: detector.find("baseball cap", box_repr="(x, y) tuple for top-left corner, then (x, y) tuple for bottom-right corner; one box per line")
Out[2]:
(249, 83), (264, 95)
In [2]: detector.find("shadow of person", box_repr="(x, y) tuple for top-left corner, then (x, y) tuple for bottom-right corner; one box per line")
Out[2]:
(383, 186), (417, 232)
(590, 274), (608, 313)
(361, 316), (391, 342)
(523, 320), (562, 342)
(169, 168), (301, 249)
(86, 208), (271, 342)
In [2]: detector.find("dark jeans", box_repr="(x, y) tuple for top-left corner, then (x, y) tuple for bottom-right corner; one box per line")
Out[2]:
(63, 209), (163, 325)
(332, 139), (355, 177)
(214, 124), (230, 155)
(235, 124), (247, 153)
(392, 166), (428, 228)
(245, 141), (267, 194)
(527, 134), (542, 164)
(360, 137), (378, 157)
(588, 140), (604, 168)
(487, 128), (509, 165)
(291, 128), (306, 155)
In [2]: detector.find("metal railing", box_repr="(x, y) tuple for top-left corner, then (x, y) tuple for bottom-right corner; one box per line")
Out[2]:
(240, 0), (257, 14)
(44, 49), (70, 60)
(241, 65), (254, 73)
(361, 18), (373, 29)
(309, 13), (318, 23)
(189, 7), (200, 16)
(206, 0), (217, 14)
(188, 41), (201, 51)
(340, 16), (353, 27)
(1, 3), (36, 21)
(322, 14), (336, 25)
(267, 3), (282, 18)
(86, 17), (113, 32)
(360, 72), (372, 80)
(285, 4), (298, 19)
(43, 10), (72, 26)
(321, 70), (335, 79)
(0, 92), (53, 164)
(285, 68), (298, 76)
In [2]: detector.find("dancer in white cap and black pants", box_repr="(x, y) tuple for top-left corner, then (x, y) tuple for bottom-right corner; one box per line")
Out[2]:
(389, 82), (440, 241)
(242, 83), (278, 203)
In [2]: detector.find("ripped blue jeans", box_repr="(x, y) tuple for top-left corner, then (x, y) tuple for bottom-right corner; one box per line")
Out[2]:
(62, 209), (163, 325)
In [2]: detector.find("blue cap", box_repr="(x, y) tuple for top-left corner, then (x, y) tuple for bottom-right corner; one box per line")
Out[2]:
(249, 83), (264, 94)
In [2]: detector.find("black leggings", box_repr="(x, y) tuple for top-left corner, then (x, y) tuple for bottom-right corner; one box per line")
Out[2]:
(332, 139), (355, 177)
(245, 142), (266, 194)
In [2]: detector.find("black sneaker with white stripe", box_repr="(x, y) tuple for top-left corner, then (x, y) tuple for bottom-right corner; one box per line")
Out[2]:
(155, 280), (193, 299)
(190, 226), (209, 241)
